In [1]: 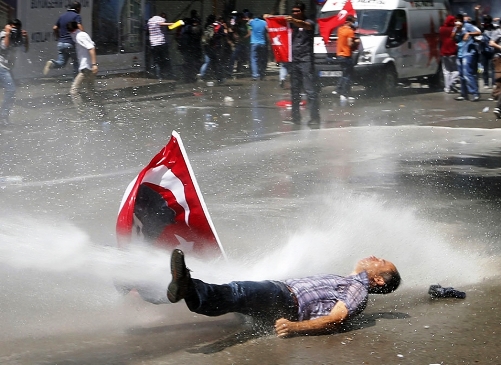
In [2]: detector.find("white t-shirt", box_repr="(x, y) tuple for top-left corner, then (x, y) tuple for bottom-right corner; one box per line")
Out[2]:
(71, 29), (95, 71)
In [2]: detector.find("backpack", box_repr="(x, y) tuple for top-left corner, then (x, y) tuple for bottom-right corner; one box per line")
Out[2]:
(201, 24), (215, 47)
(477, 32), (495, 56)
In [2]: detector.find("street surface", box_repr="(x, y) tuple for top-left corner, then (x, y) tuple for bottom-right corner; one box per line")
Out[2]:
(1, 76), (501, 364)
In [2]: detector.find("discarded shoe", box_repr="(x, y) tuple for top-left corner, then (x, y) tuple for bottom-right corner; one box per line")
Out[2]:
(455, 96), (466, 101)
(428, 284), (466, 299)
(167, 249), (192, 303)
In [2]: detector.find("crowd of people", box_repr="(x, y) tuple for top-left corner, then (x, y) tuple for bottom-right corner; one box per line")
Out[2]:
(3, 2), (501, 125)
(439, 5), (501, 119)
(170, 10), (268, 85)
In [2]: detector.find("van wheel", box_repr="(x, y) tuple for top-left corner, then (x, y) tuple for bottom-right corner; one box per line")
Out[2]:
(381, 65), (398, 96)
(428, 65), (444, 91)
(366, 65), (397, 96)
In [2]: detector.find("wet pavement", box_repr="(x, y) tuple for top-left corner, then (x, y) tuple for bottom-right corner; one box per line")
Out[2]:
(1, 71), (501, 364)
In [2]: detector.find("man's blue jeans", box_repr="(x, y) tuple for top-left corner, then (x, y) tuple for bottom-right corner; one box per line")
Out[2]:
(53, 42), (78, 75)
(186, 279), (298, 321)
(250, 43), (267, 79)
(457, 54), (479, 98)
(0, 66), (16, 119)
(336, 56), (354, 96)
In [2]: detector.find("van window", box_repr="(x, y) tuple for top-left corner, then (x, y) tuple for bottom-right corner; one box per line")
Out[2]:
(386, 10), (408, 47)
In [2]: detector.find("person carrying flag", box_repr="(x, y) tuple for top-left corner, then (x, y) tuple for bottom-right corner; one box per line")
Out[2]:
(284, 1), (320, 125)
(335, 15), (359, 101)
(167, 249), (401, 337)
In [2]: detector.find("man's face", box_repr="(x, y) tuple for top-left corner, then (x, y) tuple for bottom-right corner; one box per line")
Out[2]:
(292, 7), (304, 20)
(355, 256), (397, 276)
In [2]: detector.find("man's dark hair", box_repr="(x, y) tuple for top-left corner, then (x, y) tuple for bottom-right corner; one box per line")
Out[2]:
(483, 15), (492, 25)
(346, 15), (355, 23)
(455, 13), (464, 22)
(292, 1), (306, 11)
(69, 1), (81, 11)
(66, 21), (79, 32)
(11, 19), (22, 28)
(371, 269), (401, 294)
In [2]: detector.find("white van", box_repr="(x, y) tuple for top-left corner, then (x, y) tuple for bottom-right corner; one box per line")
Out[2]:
(314, 0), (450, 94)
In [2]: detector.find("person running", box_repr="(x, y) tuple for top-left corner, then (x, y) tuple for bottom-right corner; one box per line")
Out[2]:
(43, 1), (83, 77)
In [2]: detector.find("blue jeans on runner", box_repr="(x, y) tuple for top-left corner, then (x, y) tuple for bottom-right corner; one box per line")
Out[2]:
(250, 43), (267, 79)
(228, 42), (247, 75)
(199, 54), (211, 78)
(457, 54), (479, 98)
(186, 279), (298, 322)
(336, 56), (354, 96)
(52, 42), (78, 75)
(0, 66), (16, 120)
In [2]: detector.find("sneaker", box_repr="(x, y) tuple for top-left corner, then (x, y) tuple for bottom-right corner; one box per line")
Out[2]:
(488, 97), (495, 101)
(43, 60), (53, 76)
(471, 95), (480, 102)
(167, 249), (192, 303)
(455, 96), (466, 101)
(340, 95), (347, 101)
(332, 90), (338, 95)
(279, 79), (285, 88)
(428, 284), (466, 299)
(484, 85), (492, 89)
(494, 108), (501, 119)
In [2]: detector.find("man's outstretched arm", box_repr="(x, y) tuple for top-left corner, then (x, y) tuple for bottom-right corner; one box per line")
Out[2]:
(274, 301), (349, 338)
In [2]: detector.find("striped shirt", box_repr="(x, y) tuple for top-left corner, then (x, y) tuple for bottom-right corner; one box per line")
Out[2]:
(148, 16), (166, 46)
(284, 272), (369, 321)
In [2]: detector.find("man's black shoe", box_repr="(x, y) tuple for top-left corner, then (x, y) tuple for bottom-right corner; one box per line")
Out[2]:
(307, 119), (320, 125)
(167, 249), (191, 303)
(428, 284), (466, 299)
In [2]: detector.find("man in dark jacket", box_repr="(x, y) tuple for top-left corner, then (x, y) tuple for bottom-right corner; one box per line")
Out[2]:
(284, 1), (320, 125)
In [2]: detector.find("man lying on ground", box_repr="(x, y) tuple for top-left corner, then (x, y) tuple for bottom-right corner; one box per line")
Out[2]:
(166, 249), (401, 337)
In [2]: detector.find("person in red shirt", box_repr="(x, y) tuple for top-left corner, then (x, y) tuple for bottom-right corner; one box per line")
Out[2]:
(335, 15), (359, 100)
(439, 15), (459, 93)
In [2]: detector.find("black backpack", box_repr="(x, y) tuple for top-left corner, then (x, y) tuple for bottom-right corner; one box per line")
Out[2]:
(201, 24), (215, 47)
(477, 32), (495, 56)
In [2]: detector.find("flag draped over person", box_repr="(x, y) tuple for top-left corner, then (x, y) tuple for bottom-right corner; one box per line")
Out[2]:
(317, 0), (356, 45)
(116, 131), (225, 258)
(266, 16), (292, 63)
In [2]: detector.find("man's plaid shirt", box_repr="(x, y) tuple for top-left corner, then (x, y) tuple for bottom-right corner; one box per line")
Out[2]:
(284, 271), (369, 321)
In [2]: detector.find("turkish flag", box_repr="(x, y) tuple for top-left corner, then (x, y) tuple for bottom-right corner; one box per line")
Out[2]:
(318, 0), (356, 44)
(116, 131), (225, 258)
(266, 16), (292, 63)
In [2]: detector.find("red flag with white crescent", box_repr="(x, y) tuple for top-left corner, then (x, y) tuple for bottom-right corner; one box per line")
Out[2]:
(266, 16), (292, 63)
(317, 0), (356, 44)
(116, 131), (225, 258)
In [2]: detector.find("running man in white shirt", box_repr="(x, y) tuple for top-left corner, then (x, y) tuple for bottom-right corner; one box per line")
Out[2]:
(67, 21), (106, 120)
